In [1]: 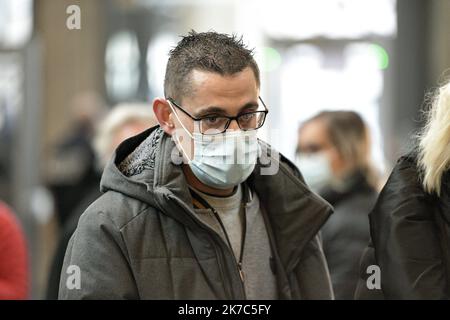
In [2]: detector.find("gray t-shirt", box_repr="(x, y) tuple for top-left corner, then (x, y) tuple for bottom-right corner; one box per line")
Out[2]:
(191, 184), (278, 300)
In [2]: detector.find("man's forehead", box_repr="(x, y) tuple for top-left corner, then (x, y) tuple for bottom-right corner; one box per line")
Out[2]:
(193, 68), (256, 89)
(181, 67), (259, 108)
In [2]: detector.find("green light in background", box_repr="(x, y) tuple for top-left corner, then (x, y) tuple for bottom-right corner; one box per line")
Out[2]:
(371, 44), (389, 70)
(262, 47), (282, 72)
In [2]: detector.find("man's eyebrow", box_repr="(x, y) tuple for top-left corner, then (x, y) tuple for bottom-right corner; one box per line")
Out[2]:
(238, 102), (259, 113)
(194, 106), (228, 117)
(195, 101), (259, 117)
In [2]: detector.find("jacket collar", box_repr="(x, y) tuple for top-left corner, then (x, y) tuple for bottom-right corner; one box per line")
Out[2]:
(102, 126), (333, 271)
(438, 170), (450, 222)
(247, 140), (333, 271)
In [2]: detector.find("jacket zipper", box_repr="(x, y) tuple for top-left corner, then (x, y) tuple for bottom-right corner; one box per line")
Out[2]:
(168, 195), (246, 299)
(210, 207), (247, 300)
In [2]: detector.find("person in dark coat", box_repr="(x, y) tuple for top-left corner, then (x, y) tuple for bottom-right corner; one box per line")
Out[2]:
(356, 80), (450, 299)
(58, 31), (334, 300)
(46, 92), (106, 228)
(296, 111), (379, 299)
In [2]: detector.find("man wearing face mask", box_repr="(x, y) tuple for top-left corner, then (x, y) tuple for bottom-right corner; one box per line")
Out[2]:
(59, 31), (334, 300)
(296, 111), (379, 299)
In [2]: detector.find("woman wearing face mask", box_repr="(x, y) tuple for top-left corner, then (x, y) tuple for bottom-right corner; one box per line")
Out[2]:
(356, 80), (450, 299)
(296, 111), (380, 299)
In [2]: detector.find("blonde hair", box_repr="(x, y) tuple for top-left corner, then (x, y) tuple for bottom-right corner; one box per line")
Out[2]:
(93, 103), (157, 167)
(418, 81), (450, 195)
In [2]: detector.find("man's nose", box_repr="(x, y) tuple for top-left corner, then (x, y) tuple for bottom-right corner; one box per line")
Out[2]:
(227, 119), (240, 131)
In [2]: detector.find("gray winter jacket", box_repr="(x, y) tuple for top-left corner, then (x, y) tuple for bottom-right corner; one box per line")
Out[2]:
(58, 126), (334, 300)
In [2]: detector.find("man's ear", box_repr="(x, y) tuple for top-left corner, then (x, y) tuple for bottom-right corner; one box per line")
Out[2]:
(153, 98), (175, 136)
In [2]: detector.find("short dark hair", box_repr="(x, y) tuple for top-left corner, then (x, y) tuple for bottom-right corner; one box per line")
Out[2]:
(164, 30), (260, 102)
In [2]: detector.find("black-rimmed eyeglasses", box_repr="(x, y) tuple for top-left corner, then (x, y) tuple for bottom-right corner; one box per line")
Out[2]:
(166, 97), (269, 135)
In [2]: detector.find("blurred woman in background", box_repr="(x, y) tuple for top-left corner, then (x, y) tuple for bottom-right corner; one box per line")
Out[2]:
(357, 80), (450, 299)
(296, 110), (379, 299)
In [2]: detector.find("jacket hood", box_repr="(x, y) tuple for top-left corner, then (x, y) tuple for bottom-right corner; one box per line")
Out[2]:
(100, 126), (333, 271)
(100, 126), (189, 209)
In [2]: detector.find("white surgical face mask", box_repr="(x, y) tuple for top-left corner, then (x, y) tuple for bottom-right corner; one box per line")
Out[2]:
(296, 153), (333, 193)
(169, 101), (259, 189)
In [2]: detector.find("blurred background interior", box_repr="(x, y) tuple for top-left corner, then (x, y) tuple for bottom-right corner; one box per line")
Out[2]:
(0, 0), (449, 299)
